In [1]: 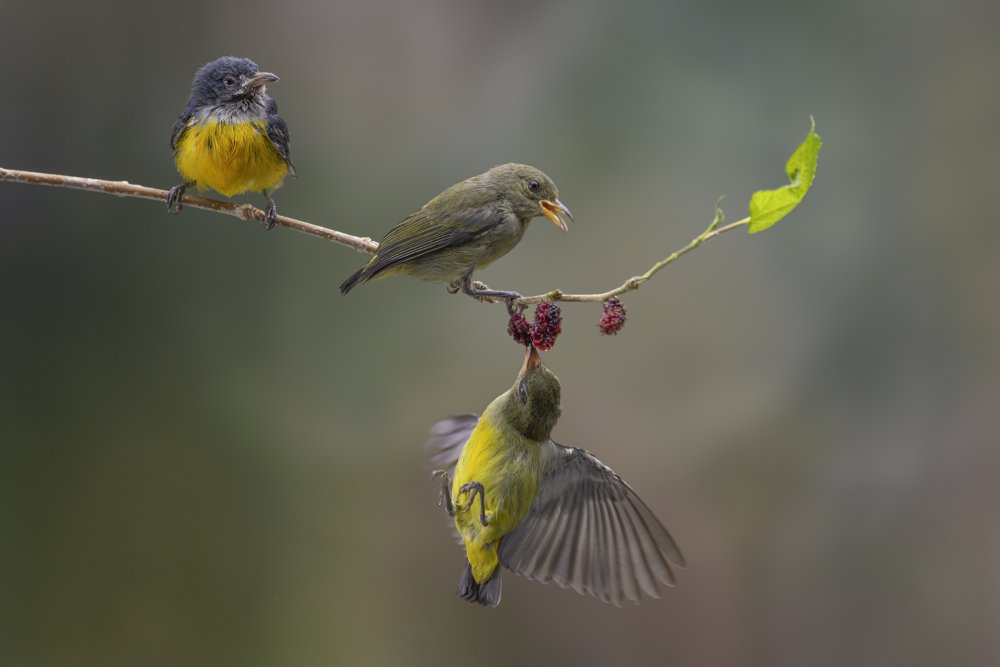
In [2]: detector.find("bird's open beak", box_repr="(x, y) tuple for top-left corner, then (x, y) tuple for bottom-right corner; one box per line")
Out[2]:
(522, 345), (543, 373)
(244, 71), (279, 91)
(539, 199), (573, 232)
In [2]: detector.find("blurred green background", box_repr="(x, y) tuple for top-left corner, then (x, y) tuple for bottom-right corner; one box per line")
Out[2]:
(2, 1), (998, 665)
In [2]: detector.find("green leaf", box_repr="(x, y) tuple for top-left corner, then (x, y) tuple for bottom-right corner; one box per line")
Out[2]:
(748, 118), (822, 234)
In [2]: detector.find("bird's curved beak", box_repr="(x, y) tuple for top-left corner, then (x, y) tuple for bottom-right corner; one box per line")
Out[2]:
(522, 345), (543, 373)
(244, 71), (279, 92)
(539, 199), (573, 232)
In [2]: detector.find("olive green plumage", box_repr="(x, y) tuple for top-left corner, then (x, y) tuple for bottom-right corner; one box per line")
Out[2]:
(340, 163), (572, 299)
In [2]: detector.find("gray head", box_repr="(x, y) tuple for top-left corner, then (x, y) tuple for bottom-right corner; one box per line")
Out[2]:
(186, 56), (279, 107)
(484, 163), (574, 231)
(500, 346), (562, 441)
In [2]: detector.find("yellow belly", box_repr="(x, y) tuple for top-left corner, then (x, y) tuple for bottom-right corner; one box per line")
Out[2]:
(452, 418), (540, 583)
(174, 120), (288, 197)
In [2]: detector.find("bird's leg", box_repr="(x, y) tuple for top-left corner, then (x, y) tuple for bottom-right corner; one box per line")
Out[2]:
(459, 273), (521, 306)
(261, 191), (278, 231)
(458, 481), (490, 527)
(432, 470), (455, 517)
(166, 181), (194, 214)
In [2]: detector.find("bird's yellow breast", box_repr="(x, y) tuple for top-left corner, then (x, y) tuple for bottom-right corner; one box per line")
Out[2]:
(174, 119), (288, 197)
(452, 415), (541, 583)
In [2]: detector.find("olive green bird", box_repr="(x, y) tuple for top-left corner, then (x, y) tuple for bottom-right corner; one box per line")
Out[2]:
(427, 346), (684, 607)
(340, 163), (572, 302)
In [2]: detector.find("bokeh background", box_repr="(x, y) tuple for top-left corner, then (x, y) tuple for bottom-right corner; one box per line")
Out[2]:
(2, 1), (998, 665)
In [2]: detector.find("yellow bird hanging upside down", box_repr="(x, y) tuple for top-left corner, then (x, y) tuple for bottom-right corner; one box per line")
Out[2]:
(427, 346), (685, 607)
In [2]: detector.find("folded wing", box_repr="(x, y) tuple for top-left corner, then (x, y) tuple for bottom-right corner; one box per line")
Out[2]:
(366, 205), (506, 279)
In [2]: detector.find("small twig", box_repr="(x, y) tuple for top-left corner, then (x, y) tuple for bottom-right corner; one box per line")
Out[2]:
(510, 205), (749, 306)
(2, 167), (747, 304)
(0, 167), (377, 254)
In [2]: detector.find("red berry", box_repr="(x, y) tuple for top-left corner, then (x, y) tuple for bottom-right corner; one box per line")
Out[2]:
(532, 301), (563, 351)
(598, 297), (627, 335)
(507, 311), (533, 347)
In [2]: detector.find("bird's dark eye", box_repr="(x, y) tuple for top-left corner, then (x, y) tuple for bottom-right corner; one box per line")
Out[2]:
(518, 380), (529, 405)
(223, 76), (236, 88)
(528, 179), (540, 192)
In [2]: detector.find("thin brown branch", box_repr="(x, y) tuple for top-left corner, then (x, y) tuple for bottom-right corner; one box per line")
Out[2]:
(2, 167), (747, 306)
(0, 167), (378, 254)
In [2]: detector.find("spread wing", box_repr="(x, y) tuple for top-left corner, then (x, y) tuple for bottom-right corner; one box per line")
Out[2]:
(425, 414), (478, 477)
(424, 414), (479, 543)
(265, 99), (296, 175)
(499, 441), (685, 606)
(425, 414), (685, 605)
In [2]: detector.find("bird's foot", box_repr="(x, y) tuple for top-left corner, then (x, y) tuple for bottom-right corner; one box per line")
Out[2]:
(262, 196), (278, 231)
(166, 182), (191, 214)
(470, 281), (501, 304)
(459, 481), (489, 527)
(472, 294), (500, 304)
(462, 279), (522, 306)
(433, 470), (455, 516)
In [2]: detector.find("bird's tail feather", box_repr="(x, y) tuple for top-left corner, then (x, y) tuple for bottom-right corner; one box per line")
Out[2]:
(457, 560), (502, 607)
(339, 267), (366, 295)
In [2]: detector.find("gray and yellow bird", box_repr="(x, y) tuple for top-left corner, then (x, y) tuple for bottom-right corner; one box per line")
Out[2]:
(167, 56), (295, 230)
(340, 163), (572, 301)
(428, 346), (684, 607)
